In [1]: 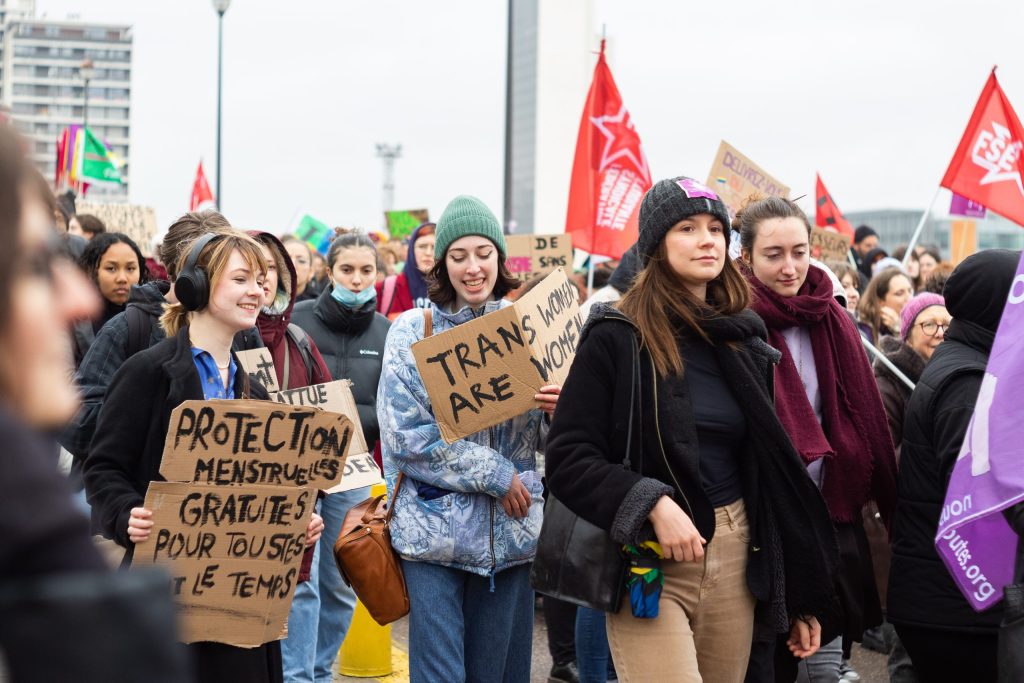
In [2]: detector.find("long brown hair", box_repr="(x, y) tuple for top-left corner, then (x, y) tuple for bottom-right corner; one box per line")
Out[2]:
(857, 267), (908, 342)
(618, 240), (750, 377)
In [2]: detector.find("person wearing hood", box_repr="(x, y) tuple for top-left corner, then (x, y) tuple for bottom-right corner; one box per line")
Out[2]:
(247, 231), (331, 390)
(61, 211), (234, 474)
(888, 250), (1021, 683)
(578, 245), (640, 319)
(287, 230), (390, 683)
(858, 246), (889, 284)
(375, 221), (435, 320)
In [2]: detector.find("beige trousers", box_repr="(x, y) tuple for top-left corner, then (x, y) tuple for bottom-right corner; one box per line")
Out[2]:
(607, 499), (756, 683)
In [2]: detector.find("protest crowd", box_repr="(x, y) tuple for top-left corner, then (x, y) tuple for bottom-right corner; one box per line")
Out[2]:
(4, 51), (1024, 683)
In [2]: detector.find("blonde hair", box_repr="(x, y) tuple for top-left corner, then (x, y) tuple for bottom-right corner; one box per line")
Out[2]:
(160, 231), (267, 336)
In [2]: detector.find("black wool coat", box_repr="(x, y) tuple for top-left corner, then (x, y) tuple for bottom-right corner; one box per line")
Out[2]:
(291, 287), (390, 449)
(546, 305), (839, 631)
(83, 325), (269, 552)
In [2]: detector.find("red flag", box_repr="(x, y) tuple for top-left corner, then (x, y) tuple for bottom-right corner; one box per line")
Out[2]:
(814, 173), (854, 242)
(941, 69), (1024, 226)
(565, 42), (651, 259)
(190, 161), (215, 211)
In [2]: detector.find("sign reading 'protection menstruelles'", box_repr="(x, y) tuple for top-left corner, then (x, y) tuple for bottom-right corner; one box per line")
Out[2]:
(935, 250), (1024, 611)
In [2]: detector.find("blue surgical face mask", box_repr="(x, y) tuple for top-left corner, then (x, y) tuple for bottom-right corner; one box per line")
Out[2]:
(332, 283), (377, 309)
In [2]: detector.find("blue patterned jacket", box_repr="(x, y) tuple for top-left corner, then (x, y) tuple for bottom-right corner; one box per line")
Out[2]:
(377, 301), (545, 576)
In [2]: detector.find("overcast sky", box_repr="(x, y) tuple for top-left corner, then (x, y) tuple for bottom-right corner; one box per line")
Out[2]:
(36, 0), (1024, 239)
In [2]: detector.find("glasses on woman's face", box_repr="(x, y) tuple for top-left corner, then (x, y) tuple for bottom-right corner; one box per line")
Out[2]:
(917, 321), (950, 337)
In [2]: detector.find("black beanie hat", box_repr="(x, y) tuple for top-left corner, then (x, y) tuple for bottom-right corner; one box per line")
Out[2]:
(944, 249), (1021, 333)
(637, 177), (731, 265)
(608, 244), (641, 294)
(854, 225), (878, 244)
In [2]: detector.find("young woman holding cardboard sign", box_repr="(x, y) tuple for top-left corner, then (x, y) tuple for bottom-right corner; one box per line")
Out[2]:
(545, 178), (839, 682)
(84, 230), (324, 683)
(378, 195), (560, 682)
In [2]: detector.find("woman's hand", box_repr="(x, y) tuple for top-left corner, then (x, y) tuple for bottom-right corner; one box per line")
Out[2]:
(127, 507), (154, 544)
(881, 305), (900, 333)
(534, 384), (561, 418)
(787, 615), (822, 659)
(501, 473), (532, 518)
(648, 496), (705, 562)
(305, 512), (324, 547)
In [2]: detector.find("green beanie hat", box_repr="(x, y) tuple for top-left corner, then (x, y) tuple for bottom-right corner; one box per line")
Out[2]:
(434, 195), (507, 260)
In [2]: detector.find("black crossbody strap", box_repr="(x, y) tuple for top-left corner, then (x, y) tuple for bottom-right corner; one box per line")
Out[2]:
(621, 331), (641, 472)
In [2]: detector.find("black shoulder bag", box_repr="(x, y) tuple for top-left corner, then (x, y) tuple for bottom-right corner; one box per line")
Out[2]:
(530, 329), (641, 613)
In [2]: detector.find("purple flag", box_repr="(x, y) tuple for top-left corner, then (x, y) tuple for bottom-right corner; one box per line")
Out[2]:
(950, 192), (987, 219)
(935, 250), (1024, 611)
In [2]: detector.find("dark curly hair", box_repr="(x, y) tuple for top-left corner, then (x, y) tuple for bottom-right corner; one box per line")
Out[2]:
(79, 232), (149, 288)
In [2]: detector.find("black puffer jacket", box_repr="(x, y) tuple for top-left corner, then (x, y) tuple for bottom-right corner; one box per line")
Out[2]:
(291, 286), (390, 449)
(888, 249), (1021, 633)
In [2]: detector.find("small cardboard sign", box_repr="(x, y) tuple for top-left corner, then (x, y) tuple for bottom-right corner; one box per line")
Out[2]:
(810, 227), (852, 264)
(270, 380), (383, 492)
(504, 234), (574, 282)
(412, 268), (582, 443)
(132, 482), (314, 647)
(160, 399), (354, 489)
(235, 348), (280, 393)
(75, 202), (159, 254)
(705, 141), (790, 218)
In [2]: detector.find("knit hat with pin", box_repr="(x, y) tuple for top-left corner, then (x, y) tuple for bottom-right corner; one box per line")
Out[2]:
(637, 176), (731, 265)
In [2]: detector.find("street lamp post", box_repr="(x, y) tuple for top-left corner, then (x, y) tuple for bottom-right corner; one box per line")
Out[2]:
(212, 0), (231, 209)
(79, 59), (95, 133)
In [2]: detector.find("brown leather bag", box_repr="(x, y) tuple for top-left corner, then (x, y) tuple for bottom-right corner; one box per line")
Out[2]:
(332, 309), (434, 625)
(332, 471), (408, 625)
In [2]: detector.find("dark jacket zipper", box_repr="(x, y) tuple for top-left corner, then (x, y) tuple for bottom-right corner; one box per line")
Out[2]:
(650, 361), (695, 522)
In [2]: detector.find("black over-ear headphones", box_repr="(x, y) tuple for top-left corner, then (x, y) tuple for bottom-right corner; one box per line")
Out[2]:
(175, 233), (219, 311)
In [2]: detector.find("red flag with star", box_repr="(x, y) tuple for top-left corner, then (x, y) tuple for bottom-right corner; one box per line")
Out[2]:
(565, 41), (651, 259)
(815, 173), (854, 242)
(941, 69), (1024, 226)
(190, 160), (215, 211)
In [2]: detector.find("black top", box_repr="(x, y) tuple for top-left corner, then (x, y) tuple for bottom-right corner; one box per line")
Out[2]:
(680, 335), (745, 507)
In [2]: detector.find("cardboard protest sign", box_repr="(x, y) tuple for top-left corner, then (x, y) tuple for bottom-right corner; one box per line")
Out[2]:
(132, 482), (313, 646)
(810, 227), (852, 263)
(504, 234), (574, 282)
(385, 209), (429, 241)
(235, 348), (280, 393)
(705, 141), (790, 217)
(271, 379), (383, 492)
(412, 268), (582, 443)
(950, 220), (978, 265)
(159, 399), (353, 489)
(76, 202), (159, 253)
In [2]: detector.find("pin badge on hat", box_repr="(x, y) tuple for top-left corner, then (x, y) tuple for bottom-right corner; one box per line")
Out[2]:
(675, 178), (719, 200)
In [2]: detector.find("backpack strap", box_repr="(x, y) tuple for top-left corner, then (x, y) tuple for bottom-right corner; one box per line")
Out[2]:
(423, 309), (432, 339)
(125, 304), (154, 359)
(286, 323), (317, 385)
(381, 275), (398, 316)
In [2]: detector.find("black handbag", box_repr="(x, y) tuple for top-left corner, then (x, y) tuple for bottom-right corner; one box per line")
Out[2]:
(531, 331), (641, 613)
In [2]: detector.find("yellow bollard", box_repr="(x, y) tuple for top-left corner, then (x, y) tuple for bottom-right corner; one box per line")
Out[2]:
(338, 482), (393, 678)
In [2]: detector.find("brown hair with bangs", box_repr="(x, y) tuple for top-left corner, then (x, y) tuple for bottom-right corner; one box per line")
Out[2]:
(427, 244), (520, 308)
(618, 240), (750, 378)
(160, 231), (267, 336)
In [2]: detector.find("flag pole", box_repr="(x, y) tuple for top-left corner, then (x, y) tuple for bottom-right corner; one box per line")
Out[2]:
(861, 336), (916, 392)
(587, 256), (595, 297)
(902, 187), (942, 268)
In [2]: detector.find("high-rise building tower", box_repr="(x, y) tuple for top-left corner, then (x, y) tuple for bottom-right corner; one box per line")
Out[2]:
(0, 4), (132, 200)
(505, 0), (594, 235)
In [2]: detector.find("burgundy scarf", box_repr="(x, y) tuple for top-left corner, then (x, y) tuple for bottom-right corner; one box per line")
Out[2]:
(749, 266), (897, 524)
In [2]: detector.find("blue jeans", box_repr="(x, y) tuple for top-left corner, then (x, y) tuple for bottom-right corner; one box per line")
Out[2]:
(281, 487), (369, 683)
(402, 559), (533, 683)
(575, 607), (614, 682)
